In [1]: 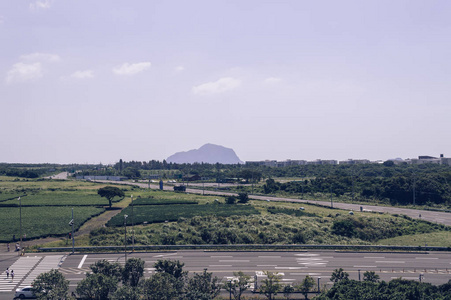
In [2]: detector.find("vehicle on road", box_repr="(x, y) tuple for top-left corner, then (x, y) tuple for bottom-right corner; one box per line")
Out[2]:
(14, 286), (36, 299)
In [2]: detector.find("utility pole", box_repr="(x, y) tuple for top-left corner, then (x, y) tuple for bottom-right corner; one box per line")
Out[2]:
(413, 173), (416, 206)
(351, 167), (355, 202)
(124, 215), (128, 261)
(71, 208), (75, 254)
(131, 195), (134, 252)
(19, 197), (22, 256)
(330, 186), (333, 208)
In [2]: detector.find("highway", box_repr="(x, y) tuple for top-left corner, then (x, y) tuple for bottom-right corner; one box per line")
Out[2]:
(1, 250), (450, 299)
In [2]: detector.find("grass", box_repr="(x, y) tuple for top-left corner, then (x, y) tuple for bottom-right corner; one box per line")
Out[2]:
(377, 231), (451, 247)
(107, 203), (260, 226)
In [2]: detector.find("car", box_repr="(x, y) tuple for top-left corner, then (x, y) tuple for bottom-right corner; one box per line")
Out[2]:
(15, 286), (36, 299)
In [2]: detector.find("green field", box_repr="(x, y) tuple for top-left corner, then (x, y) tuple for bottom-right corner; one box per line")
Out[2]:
(0, 191), (118, 207)
(0, 206), (104, 242)
(131, 197), (198, 206)
(1, 175), (450, 248)
(107, 203), (260, 226)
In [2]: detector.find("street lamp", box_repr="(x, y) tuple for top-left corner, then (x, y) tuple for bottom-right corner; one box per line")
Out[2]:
(228, 279), (232, 300)
(124, 214), (128, 261)
(317, 277), (321, 293)
(19, 197), (22, 256)
(131, 195), (134, 252)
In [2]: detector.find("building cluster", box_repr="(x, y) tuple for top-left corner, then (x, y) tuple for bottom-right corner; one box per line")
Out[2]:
(246, 154), (451, 167)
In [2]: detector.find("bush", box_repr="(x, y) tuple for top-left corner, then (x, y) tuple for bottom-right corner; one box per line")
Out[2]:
(226, 196), (236, 204)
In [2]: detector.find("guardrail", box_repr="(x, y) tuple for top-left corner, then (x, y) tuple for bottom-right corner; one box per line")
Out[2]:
(38, 244), (451, 253)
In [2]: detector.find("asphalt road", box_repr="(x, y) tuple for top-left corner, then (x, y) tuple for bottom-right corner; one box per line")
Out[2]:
(1, 250), (450, 299)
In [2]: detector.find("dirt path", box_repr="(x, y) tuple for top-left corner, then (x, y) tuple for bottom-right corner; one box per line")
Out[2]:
(77, 208), (123, 236)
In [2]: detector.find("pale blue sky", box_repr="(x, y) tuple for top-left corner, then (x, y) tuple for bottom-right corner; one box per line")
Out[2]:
(1, 1), (450, 164)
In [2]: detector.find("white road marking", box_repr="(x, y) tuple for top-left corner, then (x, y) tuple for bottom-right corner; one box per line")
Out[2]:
(154, 253), (179, 257)
(209, 265), (232, 267)
(258, 256), (281, 258)
(219, 260), (250, 263)
(415, 257), (438, 260)
(257, 265), (277, 267)
(78, 255), (88, 269)
(376, 261), (405, 264)
(364, 257), (385, 259)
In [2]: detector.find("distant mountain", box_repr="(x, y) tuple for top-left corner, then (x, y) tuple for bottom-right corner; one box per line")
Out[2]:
(166, 144), (243, 164)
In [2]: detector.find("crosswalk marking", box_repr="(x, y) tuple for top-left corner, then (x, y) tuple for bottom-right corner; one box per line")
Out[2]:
(19, 255), (64, 288)
(0, 256), (42, 292)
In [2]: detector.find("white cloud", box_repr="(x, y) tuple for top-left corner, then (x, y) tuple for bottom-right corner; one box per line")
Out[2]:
(0, 16), (4, 24)
(264, 77), (282, 84)
(71, 70), (94, 79)
(29, 0), (52, 11)
(113, 62), (151, 76)
(192, 77), (242, 96)
(20, 52), (61, 63)
(175, 66), (185, 72)
(6, 62), (42, 84)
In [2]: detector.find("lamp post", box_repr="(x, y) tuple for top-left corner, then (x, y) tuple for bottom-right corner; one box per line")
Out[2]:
(228, 280), (232, 300)
(131, 195), (134, 252)
(358, 269), (361, 281)
(71, 208), (75, 254)
(19, 197), (22, 256)
(317, 277), (321, 293)
(124, 214), (128, 261)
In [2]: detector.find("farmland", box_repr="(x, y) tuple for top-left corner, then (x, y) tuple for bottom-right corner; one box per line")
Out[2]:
(0, 206), (104, 242)
(0, 177), (126, 242)
(0, 175), (450, 248)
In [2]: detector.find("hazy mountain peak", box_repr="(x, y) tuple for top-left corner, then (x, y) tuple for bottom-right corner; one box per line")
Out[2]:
(167, 144), (243, 164)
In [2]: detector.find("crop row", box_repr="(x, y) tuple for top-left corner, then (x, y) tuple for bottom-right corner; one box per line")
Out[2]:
(0, 191), (115, 206)
(0, 206), (104, 242)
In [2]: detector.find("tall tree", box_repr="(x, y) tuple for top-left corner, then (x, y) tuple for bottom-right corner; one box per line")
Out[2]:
(259, 271), (282, 300)
(141, 272), (179, 300)
(297, 275), (315, 300)
(223, 271), (251, 300)
(90, 259), (123, 281)
(76, 273), (118, 300)
(97, 186), (124, 208)
(363, 271), (380, 283)
(32, 269), (69, 300)
(122, 258), (145, 287)
(184, 269), (221, 300)
(330, 268), (349, 283)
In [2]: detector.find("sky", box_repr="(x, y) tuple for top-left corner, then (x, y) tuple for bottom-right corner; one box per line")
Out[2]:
(1, 1), (451, 164)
